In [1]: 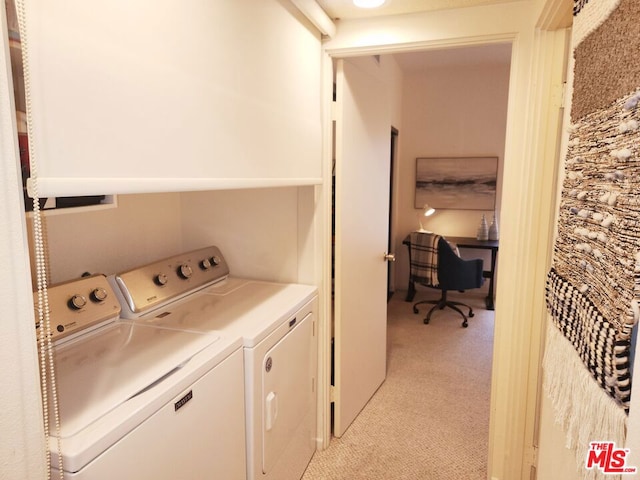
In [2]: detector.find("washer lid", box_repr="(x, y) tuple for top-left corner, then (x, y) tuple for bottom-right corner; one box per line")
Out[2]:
(49, 321), (220, 439)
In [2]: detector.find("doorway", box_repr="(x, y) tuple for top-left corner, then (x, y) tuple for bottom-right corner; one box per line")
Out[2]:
(384, 44), (509, 469)
(322, 3), (573, 477)
(329, 42), (511, 467)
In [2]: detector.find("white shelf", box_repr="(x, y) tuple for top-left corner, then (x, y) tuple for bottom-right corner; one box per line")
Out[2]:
(25, 195), (117, 217)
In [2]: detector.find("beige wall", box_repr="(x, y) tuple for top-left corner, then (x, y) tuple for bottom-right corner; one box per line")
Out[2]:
(393, 61), (511, 290)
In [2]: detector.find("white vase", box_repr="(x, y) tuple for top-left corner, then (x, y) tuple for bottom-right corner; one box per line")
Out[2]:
(477, 214), (489, 241)
(489, 214), (499, 241)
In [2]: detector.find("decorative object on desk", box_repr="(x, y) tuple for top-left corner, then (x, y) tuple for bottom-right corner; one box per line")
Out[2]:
(544, 1), (639, 477)
(417, 203), (435, 232)
(476, 214), (488, 241)
(488, 213), (499, 241)
(415, 157), (498, 210)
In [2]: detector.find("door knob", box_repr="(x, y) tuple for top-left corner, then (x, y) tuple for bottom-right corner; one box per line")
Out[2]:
(384, 252), (396, 262)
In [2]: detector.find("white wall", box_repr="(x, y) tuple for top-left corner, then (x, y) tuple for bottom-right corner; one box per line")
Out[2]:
(385, 56), (404, 129)
(394, 62), (510, 289)
(25, 194), (183, 285)
(537, 393), (583, 479)
(180, 188), (302, 283)
(25, 187), (317, 286)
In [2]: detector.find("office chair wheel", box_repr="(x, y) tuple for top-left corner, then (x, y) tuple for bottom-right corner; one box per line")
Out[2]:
(423, 317), (430, 325)
(462, 318), (468, 328)
(413, 306), (419, 314)
(468, 311), (474, 318)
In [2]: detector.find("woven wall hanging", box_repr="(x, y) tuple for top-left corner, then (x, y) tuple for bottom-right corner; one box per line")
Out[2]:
(544, 0), (640, 476)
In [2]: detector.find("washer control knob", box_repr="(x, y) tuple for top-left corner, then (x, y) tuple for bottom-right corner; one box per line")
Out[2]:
(69, 294), (87, 310)
(200, 258), (212, 270)
(178, 264), (193, 279)
(90, 287), (108, 302)
(211, 256), (221, 266)
(154, 273), (169, 286)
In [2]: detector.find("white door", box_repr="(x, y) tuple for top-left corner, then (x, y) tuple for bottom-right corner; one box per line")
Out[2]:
(333, 57), (391, 437)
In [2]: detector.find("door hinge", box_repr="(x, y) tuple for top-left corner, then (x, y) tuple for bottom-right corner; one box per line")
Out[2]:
(551, 82), (567, 109)
(331, 100), (338, 122)
(525, 445), (539, 469)
(330, 384), (336, 403)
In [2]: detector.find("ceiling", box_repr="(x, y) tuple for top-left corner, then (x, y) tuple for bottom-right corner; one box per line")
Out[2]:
(316, 0), (525, 20)
(393, 43), (512, 72)
(315, 0), (571, 73)
(316, 0), (513, 73)
(315, 1), (520, 72)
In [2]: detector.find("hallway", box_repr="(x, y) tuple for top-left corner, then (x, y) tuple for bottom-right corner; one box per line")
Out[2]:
(303, 289), (494, 479)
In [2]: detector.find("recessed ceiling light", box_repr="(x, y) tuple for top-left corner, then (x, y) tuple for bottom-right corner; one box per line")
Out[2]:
(353, 0), (386, 8)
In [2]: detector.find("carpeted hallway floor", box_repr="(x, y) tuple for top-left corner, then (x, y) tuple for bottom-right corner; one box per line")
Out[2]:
(302, 288), (494, 480)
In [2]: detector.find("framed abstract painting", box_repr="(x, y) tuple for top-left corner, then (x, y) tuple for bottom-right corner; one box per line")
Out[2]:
(415, 156), (498, 210)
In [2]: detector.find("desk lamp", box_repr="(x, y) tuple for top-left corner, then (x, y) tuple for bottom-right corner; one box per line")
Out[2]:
(418, 204), (435, 232)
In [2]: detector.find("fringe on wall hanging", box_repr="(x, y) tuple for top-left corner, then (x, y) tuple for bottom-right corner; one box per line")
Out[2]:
(543, 319), (628, 480)
(544, 0), (640, 475)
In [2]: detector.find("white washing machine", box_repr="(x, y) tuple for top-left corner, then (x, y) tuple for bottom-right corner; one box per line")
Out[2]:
(113, 245), (318, 480)
(37, 274), (246, 480)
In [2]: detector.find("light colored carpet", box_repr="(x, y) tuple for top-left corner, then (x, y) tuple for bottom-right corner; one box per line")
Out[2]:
(302, 288), (494, 480)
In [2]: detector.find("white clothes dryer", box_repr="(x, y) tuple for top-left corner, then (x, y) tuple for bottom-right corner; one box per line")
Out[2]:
(113, 246), (318, 480)
(203, 278), (318, 480)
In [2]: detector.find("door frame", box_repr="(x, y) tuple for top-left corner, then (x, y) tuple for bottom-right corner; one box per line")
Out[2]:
(317, 2), (571, 477)
(388, 126), (398, 300)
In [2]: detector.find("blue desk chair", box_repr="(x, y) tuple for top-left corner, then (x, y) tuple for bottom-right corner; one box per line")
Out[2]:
(409, 232), (484, 328)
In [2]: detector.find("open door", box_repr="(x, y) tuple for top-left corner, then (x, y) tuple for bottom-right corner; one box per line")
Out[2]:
(333, 57), (391, 437)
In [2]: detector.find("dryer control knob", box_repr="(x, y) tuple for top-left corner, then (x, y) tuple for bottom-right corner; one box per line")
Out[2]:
(90, 287), (108, 302)
(200, 258), (212, 270)
(154, 273), (169, 286)
(69, 294), (87, 310)
(211, 256), (221, 266)
(178, 264), (193, 279)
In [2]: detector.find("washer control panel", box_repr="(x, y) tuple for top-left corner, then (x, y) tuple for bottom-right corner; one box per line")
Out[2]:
(112, 245), (230, 317)
(34, 274), (121, 342)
